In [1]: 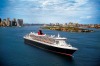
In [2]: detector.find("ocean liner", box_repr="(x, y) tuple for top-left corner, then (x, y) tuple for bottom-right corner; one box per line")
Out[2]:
(24, 30), (78, 56)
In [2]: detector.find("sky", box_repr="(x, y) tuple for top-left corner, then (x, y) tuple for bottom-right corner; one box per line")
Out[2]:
(0, 0), (100, 24)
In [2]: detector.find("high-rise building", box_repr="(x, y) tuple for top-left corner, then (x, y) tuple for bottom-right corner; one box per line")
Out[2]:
(0, 18), (2, 26)
(0, 18), (1, 23)
(7, 18), (11, 26)
(9, 20), (12, 26)
(3, 19), (8, 26)
(17, 19), (23, 27)
(12, 18), (17, 26)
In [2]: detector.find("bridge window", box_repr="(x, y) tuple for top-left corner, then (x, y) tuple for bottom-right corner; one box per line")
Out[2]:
(56, 41), (59, 44)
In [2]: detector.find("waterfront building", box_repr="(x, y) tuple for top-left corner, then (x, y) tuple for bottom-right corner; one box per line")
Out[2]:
(12, 18), (17, 26)
(50, 23), (54, 26)
(0, 18), (1, 23)
(43, 24), (48, 27)
(73, 22), (79, 27)
(7, 18), (11, 26)
(75, 22), (79, 27)
(65, 23), (67, 25)
(17, 19), (23, 27)
(3, 19), (8, 27)
(56, 23), (60, 26)
(68, 22), (74, 27)
(0, 18), (2, 26)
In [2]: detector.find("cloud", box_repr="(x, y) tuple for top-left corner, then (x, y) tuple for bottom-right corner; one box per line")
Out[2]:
(0, 0), (98, 24)
(7, 0), (92, 15)
(86, 16), (92, 19)
(38, 0), (89, 11)
(4, 0), (94, 23)
(66, 0), (89, 11)
(80, 16), (92, 19)
(8, 0), (90, 11)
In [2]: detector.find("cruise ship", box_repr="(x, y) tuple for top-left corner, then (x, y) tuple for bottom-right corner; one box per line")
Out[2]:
(24, 30), (78, 56)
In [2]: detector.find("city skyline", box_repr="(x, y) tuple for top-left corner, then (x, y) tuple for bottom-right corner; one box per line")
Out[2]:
(0, 0), (100, 24)
(0, 18), (23, 27)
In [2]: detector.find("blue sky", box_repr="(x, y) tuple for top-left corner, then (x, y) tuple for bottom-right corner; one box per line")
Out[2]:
(0, 0), (100, 24)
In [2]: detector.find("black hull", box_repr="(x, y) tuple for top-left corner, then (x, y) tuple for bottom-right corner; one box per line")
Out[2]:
(24, 38), (76, 56)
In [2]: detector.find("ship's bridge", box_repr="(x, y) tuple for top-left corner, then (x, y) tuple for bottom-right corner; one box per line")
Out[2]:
(54, 34), (68, 46)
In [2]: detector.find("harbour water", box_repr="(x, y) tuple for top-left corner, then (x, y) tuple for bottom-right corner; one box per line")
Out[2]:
(0, 26), (100, 66)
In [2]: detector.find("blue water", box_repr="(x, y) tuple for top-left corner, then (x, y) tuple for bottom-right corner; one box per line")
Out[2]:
(0, 26), (100, 66)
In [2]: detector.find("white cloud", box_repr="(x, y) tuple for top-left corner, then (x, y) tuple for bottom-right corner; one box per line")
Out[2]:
(65, 0), (89, 11)
(8, 0), (90, 11)
(75, 0), (88, 4)
(8, 0), (91, 17)
(6, 0), (94, 23)
(86, 16), (92, 19)
(80, 16), (92, 19)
